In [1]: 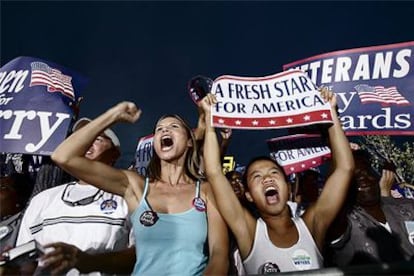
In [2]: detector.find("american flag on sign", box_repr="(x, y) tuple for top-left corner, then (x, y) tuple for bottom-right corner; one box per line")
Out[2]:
(29, 62), (75, 99)
(354, 84), (410, 106)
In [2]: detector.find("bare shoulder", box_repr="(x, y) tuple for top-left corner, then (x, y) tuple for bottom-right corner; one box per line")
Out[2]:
(200, 179), (213, 191)
(199, 180), (215, 202)
(301, 203), (316, 226)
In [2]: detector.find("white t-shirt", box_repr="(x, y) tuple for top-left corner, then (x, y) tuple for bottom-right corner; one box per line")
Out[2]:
(17, 182), (133, 275)
(243, 217), (323, 274)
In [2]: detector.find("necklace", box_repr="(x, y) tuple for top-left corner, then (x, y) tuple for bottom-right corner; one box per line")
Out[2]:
(61, 182), (104, 207)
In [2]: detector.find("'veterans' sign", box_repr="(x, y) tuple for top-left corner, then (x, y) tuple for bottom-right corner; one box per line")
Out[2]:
(283, 41), (414, 136)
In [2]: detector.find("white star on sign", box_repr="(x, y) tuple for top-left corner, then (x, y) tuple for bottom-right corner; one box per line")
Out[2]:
(301, 164), (306, 168)
(252, 120), (259, 125)
(286, 118), (293, 123)
(303, 115), (311, 121)
(312, 161), (317, 164)
(290, 167), (295, 171)
(321, 113), (328, 119)
(218, 119), (225, 124)
(235, 120), (242, 125)
(269, 120), (276, 125)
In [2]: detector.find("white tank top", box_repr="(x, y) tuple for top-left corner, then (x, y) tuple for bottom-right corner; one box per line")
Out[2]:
(243, 217), (323, 274)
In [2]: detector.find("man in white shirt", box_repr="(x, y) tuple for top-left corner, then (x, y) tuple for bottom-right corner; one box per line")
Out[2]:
(16, 118), (134, 275)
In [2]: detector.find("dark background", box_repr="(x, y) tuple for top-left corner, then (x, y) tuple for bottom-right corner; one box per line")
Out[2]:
(2, 1), (414, 168)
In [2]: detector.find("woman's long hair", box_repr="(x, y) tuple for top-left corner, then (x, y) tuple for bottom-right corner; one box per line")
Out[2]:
(147, 114), (204, 182)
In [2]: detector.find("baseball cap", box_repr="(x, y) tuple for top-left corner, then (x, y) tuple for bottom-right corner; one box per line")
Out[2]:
(72, 118), (120, 148)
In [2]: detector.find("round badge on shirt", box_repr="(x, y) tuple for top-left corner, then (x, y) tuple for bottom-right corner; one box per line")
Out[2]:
(140, 210), (159, 226)
(192, 197), (206, 212)
(291, 249), (312, 270)
(260, 262), (280, 274)
(100, 199), (118, 214)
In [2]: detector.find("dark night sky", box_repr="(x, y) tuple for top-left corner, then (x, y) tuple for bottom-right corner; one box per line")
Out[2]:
(2, 1), (414, 168)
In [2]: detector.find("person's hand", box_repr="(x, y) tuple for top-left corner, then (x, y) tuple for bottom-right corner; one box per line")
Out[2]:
(0, 246), (13, 261)
(349, 142), (360, 151)
(379, 169), (395, 197)
(319, 86), (337, 108)
(219, 128), (232, 140)
(199, 93), (217, 113)
(39, 242), (86, 275)
(111, 101), (142, 124)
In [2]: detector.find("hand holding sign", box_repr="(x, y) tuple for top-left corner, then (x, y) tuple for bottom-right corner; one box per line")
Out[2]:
(319, 86), (337, 108)
(199, 93), (218, 114)
(219, 128), (232, 140)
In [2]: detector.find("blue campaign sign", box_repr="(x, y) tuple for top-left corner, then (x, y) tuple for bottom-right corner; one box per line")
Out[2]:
(283, 41), (414, 136)
(0, 56), (87, 155)
(134, 134), (154, 176)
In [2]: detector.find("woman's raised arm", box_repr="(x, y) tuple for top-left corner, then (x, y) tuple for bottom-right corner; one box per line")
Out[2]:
(52, 102), (142, 197)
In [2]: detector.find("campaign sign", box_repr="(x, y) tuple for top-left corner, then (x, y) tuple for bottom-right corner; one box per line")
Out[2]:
(267, 134), (331, 175)
(210, 70), (333, 130)
(283, 41), (414, 136)
(0, 56), (87, 155)
(134, 134), (154, 176)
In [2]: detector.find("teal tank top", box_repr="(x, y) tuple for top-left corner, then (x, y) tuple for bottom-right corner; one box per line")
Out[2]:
(131, 178), (208, 275)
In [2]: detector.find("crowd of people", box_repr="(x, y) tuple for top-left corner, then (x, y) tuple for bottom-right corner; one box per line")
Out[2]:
(1, 88), (414, 275)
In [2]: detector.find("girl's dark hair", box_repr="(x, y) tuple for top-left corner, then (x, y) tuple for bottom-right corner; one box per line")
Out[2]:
(147, 114), (203, 182)
(242, 156), (287, 189)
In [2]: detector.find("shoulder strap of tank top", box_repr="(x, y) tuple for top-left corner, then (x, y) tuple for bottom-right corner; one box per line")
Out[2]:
(195, 179), (201, 198)
(143, 177), (150, 198)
